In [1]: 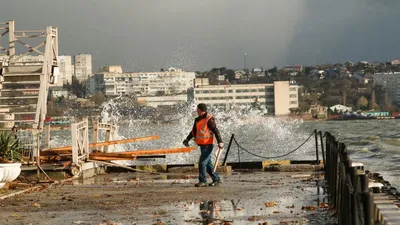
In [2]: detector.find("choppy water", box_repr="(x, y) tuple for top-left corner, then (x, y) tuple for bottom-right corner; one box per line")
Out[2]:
(49, 101), (400, 188)
(303, 120), (400, 188)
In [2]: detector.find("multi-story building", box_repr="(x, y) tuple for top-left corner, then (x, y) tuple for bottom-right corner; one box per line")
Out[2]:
(373, 72), (400, 104)
(57, 56), (72, 85)
(191, 81), (299, 115)
(87, 73), (104, 95)
(88, 67), (195, 97)
(100, 65), (123, 73)
(137, 95), (188, 108)
(74, 54), (92, 83)
(71, 65), (75, 77)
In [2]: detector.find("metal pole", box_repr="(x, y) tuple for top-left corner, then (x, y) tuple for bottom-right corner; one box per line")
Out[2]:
(360, 173), (375, 225)
(314, 129), (319, 163)
(244, 53), (247, 71)
(351, 167), (360, 225)
(222, 134), (234, 166)
(319, 131), (326, 169)
(364, 192), (375, 225)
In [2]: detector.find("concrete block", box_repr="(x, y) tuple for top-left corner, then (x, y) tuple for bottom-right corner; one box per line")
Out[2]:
(136, 164), (167, 173)
(264, 164), (324, 172)
(262, 160), (290, 169)
(228, 161), (264, 170)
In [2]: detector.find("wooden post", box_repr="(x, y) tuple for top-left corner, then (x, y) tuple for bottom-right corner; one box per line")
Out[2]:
(104, 129), (111, 153)
(92, 120), (98, 151)
(84, 117), (89, 159)
(34, 130), (40, 179)
(71, 118), (78, 165)
(44, 124), (50, 149)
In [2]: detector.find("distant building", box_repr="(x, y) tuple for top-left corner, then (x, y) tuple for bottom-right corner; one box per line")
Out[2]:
(310, 104), (328, 119)
(234, 70), (245, 80)
(252, 68), (265, 77)
(329, 104), (352, 113)
(345, 61), (354, 67)
(373, 72), (400, 104)
(71, 65), (75, 77)
(137, 95), (188, 107)
(74, 54), (92, 83)
(100, 65), (123, 73)
(217, 75), (225, 81)
(49, 85), (69, 98)
(283, 65), (303, 72)
(392, 60), (400, 65)
(252, 68), (263, 73)
(87, 73), (105, 95)
(57, 56), (73, 85)
(89, 67), (195, 96)
(192, 81), (299, 116)
(194, 78), (209, 86)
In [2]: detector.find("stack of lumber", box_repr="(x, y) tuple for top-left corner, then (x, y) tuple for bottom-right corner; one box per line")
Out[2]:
(39, 135), (196, 162)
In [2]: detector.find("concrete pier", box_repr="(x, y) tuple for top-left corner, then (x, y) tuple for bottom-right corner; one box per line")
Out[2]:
(0, 165), (335, 225)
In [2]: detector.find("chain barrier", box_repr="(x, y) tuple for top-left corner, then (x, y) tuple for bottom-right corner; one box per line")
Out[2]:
(231, 130), (316, 160)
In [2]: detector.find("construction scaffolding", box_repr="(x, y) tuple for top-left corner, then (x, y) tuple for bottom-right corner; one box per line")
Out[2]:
(0, 20), (58, 168)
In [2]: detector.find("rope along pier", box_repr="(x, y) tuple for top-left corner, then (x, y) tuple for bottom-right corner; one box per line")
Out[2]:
(222, 129), (324, 166)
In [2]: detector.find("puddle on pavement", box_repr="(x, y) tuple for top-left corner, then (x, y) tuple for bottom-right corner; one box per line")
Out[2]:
(149, 181), (332, 225)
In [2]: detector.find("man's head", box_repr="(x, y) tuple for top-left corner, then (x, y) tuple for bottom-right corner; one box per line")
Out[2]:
(197, 103), (207, 116)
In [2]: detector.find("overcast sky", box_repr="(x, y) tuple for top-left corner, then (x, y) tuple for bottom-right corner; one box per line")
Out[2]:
(1, 0), (399, 72)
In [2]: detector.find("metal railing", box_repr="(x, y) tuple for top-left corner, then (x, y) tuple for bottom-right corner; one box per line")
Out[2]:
(322, 132), (374, 225)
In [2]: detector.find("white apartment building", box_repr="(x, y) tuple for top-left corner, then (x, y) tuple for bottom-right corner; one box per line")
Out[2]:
(192, 81), (299, 115)
(89, 67), (195, 97)
(137, 95), (188, 108)
(74, 54), (92, 83)
(100, 65), (123, 73)
(71, 65), (75, 76)
(373, 72), (400, 104)
(57, 56), (73, 85)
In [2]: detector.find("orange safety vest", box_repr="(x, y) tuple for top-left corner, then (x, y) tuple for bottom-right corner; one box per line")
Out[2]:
(195, 114), (214, 145)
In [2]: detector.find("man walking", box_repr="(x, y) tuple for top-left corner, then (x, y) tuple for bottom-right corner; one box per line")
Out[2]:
(183, 103), (223, 187)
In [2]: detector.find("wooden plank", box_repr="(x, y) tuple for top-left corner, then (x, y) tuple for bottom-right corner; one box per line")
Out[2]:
(44, 136), (159, 152)
(91, 146), (197, 156)
(89, 155), (137, 161)
(41, 147), (195, 158)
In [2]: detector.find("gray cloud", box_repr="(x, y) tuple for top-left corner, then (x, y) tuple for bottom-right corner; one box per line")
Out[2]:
(1, 0), (398, 71)
(284, 0), (400, 66)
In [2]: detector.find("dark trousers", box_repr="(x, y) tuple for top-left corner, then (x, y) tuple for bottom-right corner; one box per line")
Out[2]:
(198, 144), (220, 183)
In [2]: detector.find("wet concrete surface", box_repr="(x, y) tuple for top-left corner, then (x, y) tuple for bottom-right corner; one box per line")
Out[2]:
(0, 171), (337, 225)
